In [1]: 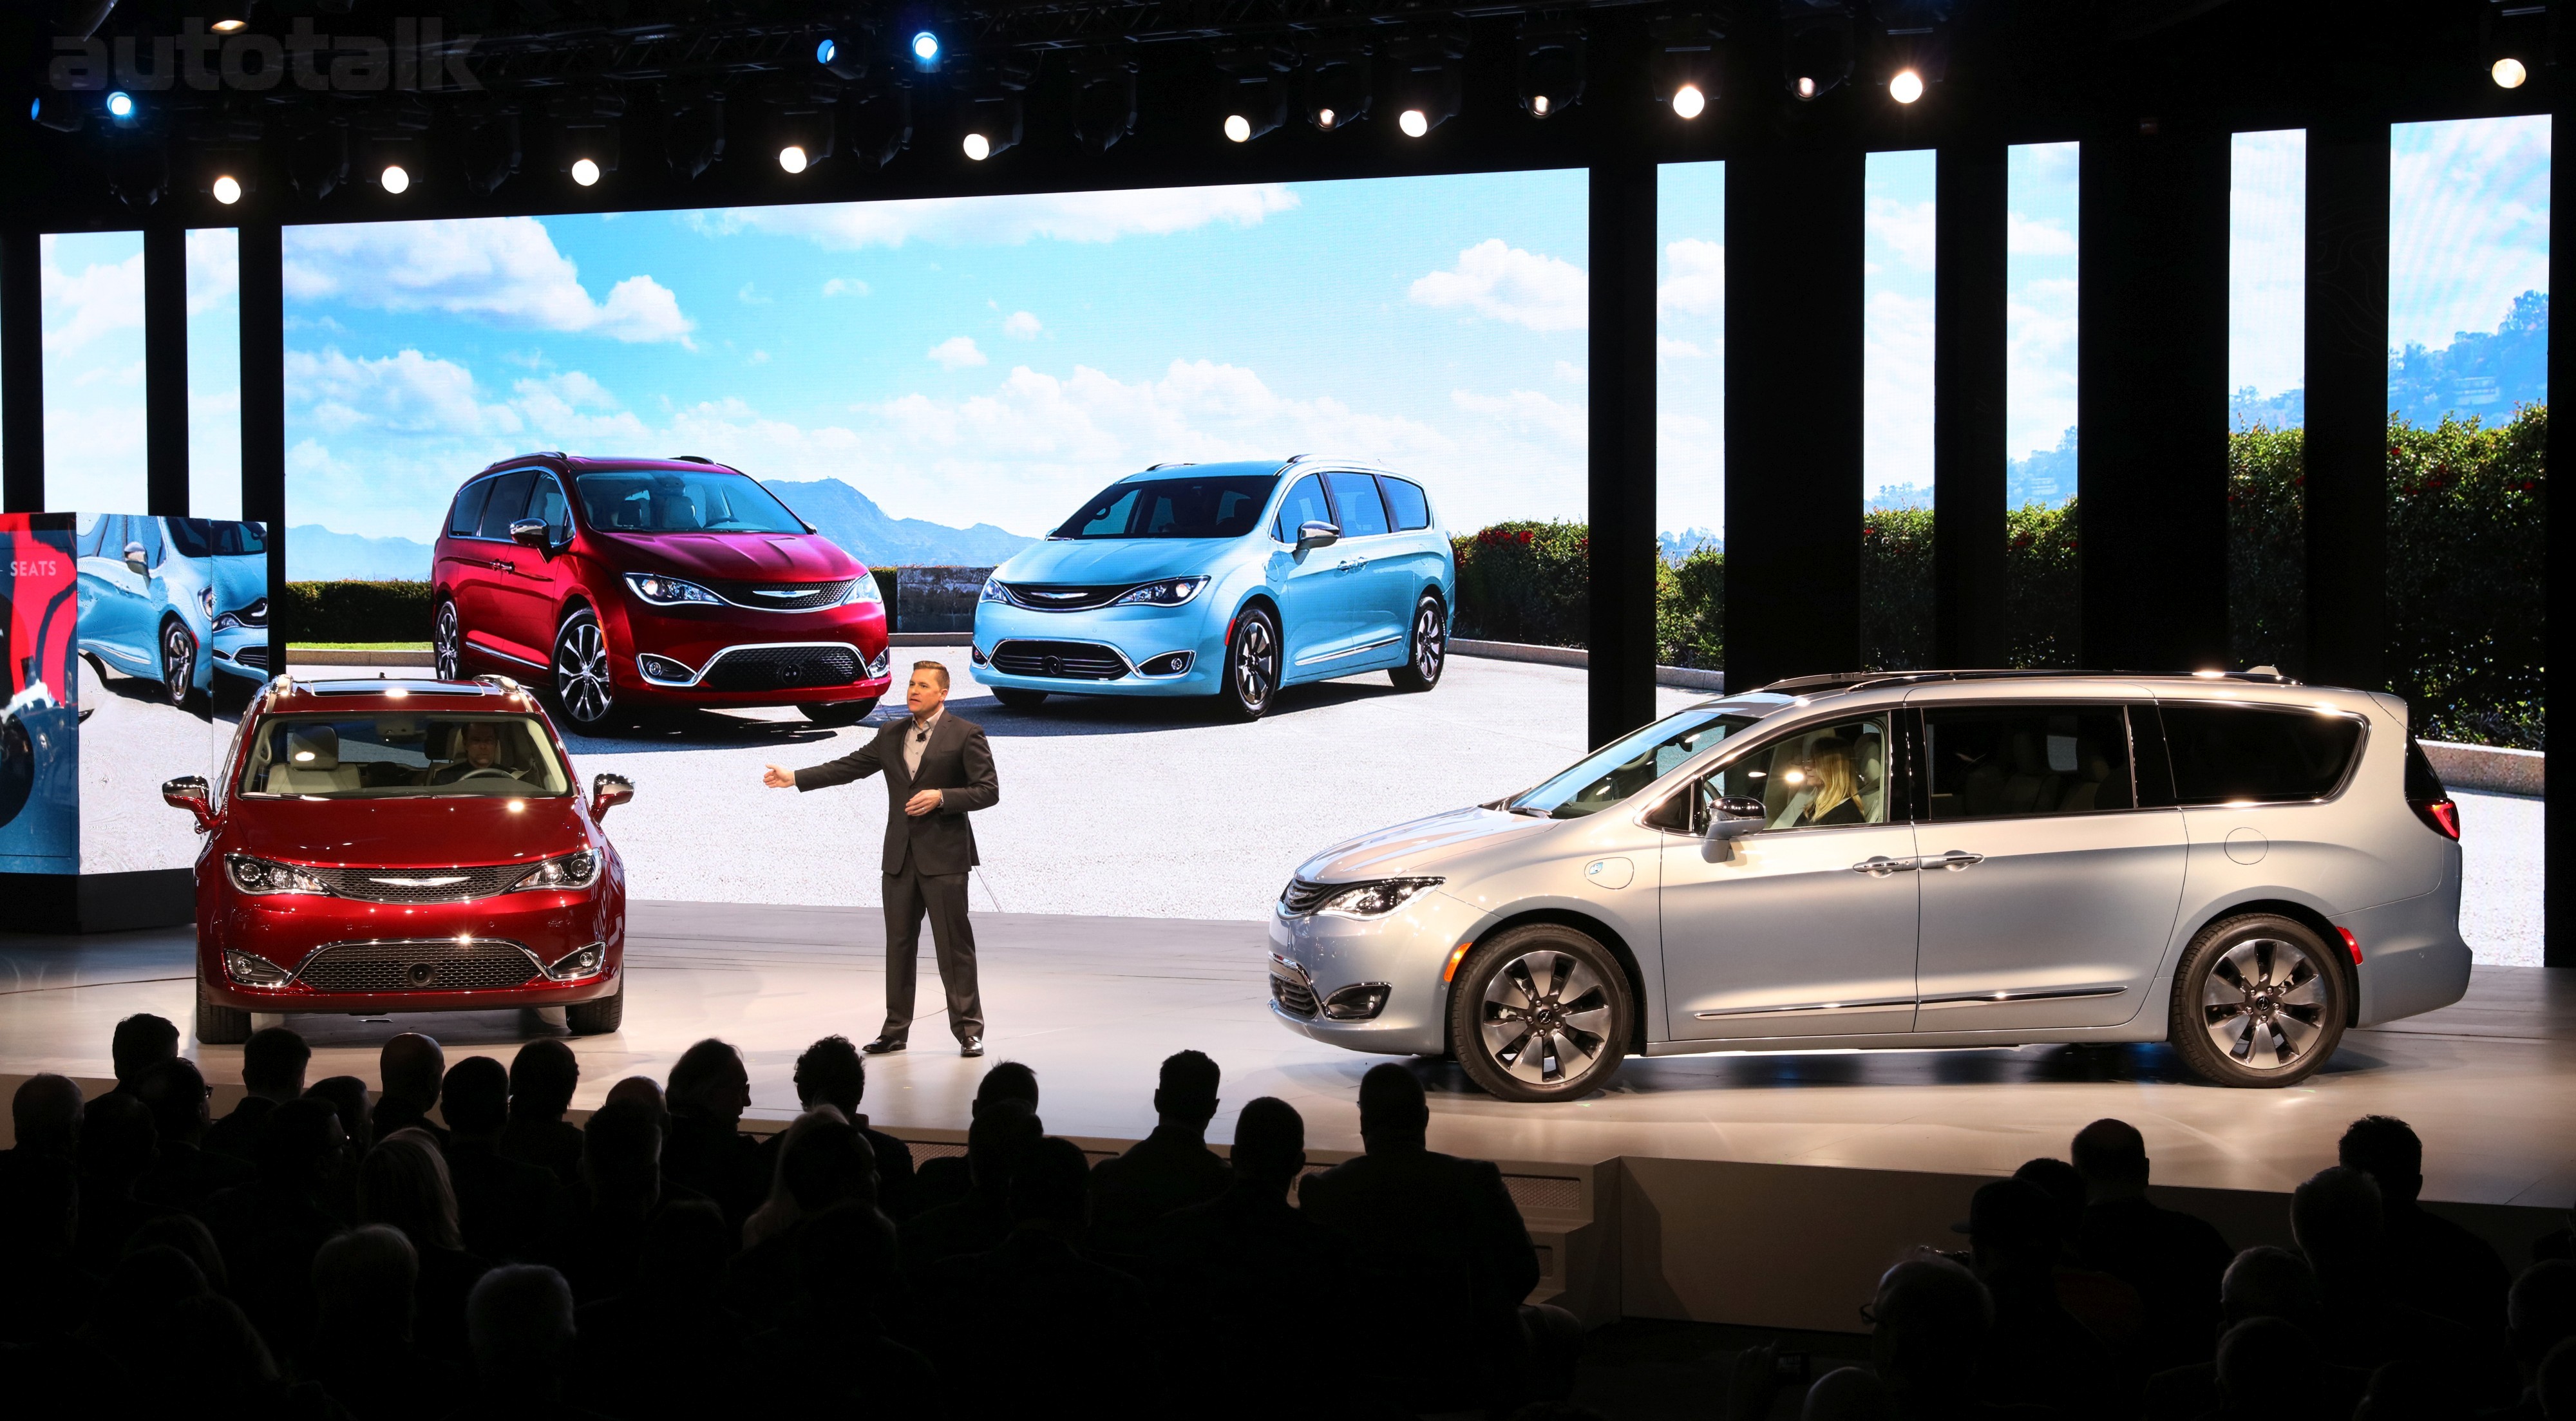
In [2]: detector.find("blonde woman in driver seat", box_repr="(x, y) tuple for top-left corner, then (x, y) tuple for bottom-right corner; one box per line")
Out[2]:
(1797, 746), (1868, 827)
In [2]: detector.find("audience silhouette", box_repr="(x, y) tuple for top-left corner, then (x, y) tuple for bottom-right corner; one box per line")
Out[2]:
(10, 1020), (2566, 1421)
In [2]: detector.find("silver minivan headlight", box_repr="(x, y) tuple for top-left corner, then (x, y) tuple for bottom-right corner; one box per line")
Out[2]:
(1316, 878), (1444, 919)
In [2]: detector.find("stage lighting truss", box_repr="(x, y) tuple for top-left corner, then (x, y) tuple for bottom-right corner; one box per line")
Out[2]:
(1866, 0), (1953, 103)
(957, 56), (1036, 162)
(1300, 37), (1374, 133)
(764, 79), (840, 174)
(355, 95), (433, 197)
(1779, 0), (1856, 100)
(1650, 12), (1725, 119)
(455, 102), (523, 196)
(2481, 0), (2556, 88)
(661, 85), (728, 180)
(30, 93), (85, 134)
(551, 90), (624, 189)
(1516, 22), (1586, 119)
(1213, 39), (1294, 144)
(841, 79), (911, 169)
(285, 115), (348, 201)
(1070, 47), (1139, 155)
(1385, 23), (1468, 138)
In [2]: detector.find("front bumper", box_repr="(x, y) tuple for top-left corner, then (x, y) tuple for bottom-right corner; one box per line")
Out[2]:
(197, 866), (626, 1013)
(1264, 887), (1479, 1057)
(210, 625), (269, 682)
(968, 599), (1227, 697)
(606, 598), (892, 707)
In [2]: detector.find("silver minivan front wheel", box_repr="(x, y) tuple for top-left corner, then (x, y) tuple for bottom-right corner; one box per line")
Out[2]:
(1449, 924), (1632, 1102)
(2169, 914), (2347, 1087)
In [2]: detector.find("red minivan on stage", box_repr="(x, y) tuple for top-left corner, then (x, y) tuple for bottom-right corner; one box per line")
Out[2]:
(166, 675), (634, 1044)
(431, 454), (893, 732)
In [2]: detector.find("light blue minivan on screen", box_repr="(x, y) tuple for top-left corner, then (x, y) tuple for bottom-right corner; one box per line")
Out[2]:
(971, 458), (1455, 720)
(73, 514), (270, 709)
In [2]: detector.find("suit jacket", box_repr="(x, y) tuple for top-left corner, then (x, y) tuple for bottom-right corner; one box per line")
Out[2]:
(794, 711), (999, 876)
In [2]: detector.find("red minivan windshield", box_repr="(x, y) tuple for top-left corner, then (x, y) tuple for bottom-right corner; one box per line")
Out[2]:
(239, 714), (572, 798)
(574, 469), (807, 534)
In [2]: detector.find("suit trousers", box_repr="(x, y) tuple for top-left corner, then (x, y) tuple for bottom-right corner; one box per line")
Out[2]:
(881, 859), (983, 1043)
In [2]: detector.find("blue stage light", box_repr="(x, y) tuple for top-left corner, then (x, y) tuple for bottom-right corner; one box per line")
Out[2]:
(912, 31), (941, 66)
(817, 38), (837, 66)
(106, 90), (135, 120)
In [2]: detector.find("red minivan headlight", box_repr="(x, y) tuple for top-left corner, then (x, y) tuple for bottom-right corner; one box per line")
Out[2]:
(510, 850), (600, 892)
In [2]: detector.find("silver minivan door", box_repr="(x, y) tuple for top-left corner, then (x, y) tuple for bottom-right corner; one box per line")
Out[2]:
(1909, 702), (2186, 1032)
(1661, 711), (1923, 1040)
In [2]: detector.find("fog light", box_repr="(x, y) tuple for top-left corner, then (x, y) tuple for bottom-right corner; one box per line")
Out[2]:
(1321, 983), (1391, 1021)
(544, 943), (607, 981)
(1139, 651), (1195, 677)
(969, 645), (990, 667)
(866, 647), (892, 678)
(223, 948), (292, 987)
(639, 654), (693, 683)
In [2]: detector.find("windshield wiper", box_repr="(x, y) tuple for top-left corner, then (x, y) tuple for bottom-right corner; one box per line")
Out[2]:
(1506, 803), (1553, 817)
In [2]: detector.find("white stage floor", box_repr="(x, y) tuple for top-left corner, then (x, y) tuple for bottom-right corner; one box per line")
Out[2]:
(3, 899), (2570, 1212)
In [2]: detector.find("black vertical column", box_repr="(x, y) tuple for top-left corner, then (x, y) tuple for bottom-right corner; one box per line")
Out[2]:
(1, 228), (41, 513)
(2304, 120), (2392, 690)
(2548, 110), (2569, 970)
(144, 221), (188, 517)
(2078, 122), (2231, 672)
(1934, 142), (2011, 669)
(239, 220), (287, 677)
(1724, 147), (1866, 688)
(1589, 158), (1660, 748)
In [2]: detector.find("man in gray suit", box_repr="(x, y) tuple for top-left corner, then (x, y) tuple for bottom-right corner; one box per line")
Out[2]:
(764, 661), (1000, 1057)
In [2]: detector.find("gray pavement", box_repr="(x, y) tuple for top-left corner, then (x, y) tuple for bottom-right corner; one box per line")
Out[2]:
(74, 655), (238, 875)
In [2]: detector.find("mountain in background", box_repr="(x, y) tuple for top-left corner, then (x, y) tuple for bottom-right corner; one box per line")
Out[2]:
(288, 525), (433, 582)
(1658, 528), (1723, 560)
(762, 479), (1036, 567)
(2008, 428), (2079, 509)
(2231, 290), (2548, 431)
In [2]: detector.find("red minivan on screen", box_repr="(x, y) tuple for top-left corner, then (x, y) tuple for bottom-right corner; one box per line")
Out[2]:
(431, 454), (893, 731)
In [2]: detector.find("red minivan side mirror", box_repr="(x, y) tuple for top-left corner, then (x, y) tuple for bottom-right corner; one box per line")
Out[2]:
(162, 775), (218, 832)
(591, 773), (634, 820)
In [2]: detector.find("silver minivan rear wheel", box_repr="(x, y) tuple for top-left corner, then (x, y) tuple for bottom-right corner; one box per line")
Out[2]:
(2169, 913), (2347, 1087)
(1448, 923), (1631, 1102)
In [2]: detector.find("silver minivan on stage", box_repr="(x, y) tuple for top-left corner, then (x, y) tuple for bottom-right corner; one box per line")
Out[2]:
(1267, 670), (2471, 1099)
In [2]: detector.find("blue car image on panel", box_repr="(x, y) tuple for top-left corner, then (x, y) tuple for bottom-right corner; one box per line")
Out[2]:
(73, 514), (270, 711)
(969, 458), (1455, 722)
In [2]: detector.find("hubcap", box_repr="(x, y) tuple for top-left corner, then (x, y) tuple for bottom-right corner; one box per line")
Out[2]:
(556, 621), (613, 725)
(164, 625), (193, 702)
(1235, 617), (1276, 709)
(1414, 602), (1445, 680)
(2201, 936), (2330, 1070)
(435, 605), (460, 679)
(1479, 950), (1614, 1086)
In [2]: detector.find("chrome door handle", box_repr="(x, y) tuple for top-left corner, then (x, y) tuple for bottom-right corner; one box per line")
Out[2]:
(1851, 856), (1918, 877)
(1926, 851), (1984, 870)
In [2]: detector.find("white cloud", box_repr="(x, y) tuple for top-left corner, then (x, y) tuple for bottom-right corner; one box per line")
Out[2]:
(287, 347), (525, 438)
(928, 337), (988, 370)
(283, 218), (695, 344)
(1409, 240), (1589, 332)
(1658, 238), (1725, 317)
(185, 227), (238, 316)
(1864, 290), (1935, 494)
(2007, 277), (2080, 460)
(41, 240), (144, 353)
(1555, 361), (1586, 383)
(821, 277), (870, 297)
(1001, 310), (1043, 340)
(2389, 115), (2553, 350)
(1451, 389), (1586, 447)
(2007, 212), (2078, 257)
(1658, 336), (1706, 361)
(1867, 197), (1937, 272)
(748, 350), (771, 365)
(697, 185), (1302, 250)
(737, 283), (773, 305)
(2231, 129), (2306, 399)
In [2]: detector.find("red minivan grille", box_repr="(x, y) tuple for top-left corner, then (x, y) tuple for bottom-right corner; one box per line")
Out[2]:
(705, 578), (855, 611)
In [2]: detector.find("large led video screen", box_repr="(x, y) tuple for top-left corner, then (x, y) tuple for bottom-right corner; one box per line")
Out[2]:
(281, 174), (1625, 918)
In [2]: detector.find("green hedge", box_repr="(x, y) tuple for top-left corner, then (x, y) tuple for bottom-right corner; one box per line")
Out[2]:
(281, 581), (437, 643)
(1449, 522), (1591, 647)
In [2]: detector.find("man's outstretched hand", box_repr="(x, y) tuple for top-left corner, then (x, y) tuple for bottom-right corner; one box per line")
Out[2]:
(762, 764), (795, 789)
(905, 790), (943, 817)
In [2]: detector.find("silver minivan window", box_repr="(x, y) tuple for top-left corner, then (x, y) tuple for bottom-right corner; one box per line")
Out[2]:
(1511, 708), (1764, 819)
(1697, 715), (1895, 829)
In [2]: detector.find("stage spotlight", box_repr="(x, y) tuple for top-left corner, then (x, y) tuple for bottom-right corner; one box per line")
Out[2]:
(962, 133), (989, 160)
(1781, 0), (1855, 100)
(912, 30), (942, 72)
(209, 1), (252, 33)
(957, 60), (1032, 162)
(2480, 1), (2548, 93)
(842, 82), (911, 169)
(1213, 40), (1293, 145)
(661, 86), (726, 179)
(1070, 49), (1138, 155)
(30, 94), (84, 133)
(1385, 26), (1466, 140)
(1651, 12), (1724, 118)
(1889, 68), (1923, 102)
(1868, 1), (1954, 104)
(550, 91), (621, 189)
(817, 35), (873, 82)
(764, 81), (838, 175)
(457, 106), (521, 194)
(106, 134), (168, 209)
(2494, 56), (2528, 88)
(570, 157), (599, 185)
(106, 90), (135, 120)
(211, 174), (241, 204)
(379, 163), (409, 194)
(779, 144), (808, 173)
(1516, 24), (1586, 119)
(287, 119), (348, 200)
(1301, 40), (1373, 131)
(1225, 113), (1252, 142)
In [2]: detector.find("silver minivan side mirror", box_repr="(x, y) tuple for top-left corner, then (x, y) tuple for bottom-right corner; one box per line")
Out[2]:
(1296, 520), (1341, 546)
(1705, 795), (1767, 841)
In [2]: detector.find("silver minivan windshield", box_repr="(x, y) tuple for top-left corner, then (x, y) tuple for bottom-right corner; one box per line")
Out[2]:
(1510, 701), (1782, 818)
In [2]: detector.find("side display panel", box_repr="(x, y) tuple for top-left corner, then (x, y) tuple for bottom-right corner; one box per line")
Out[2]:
(1, 514), (79, 874)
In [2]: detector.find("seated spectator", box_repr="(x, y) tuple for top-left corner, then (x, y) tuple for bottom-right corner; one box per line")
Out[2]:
(2141, 1245), (2368, 1421)
(135, 1057), (254, 1214)
(1088, 1048), (1229, 1259)
(2540, 1338), (2576, 1420)
(758, 1035), (917, 1219)
(728, 1111), (877, 1324)
(108, 1012), (180, 1097)
(1956, 1176), (2122, 1413)
(2295, 1164), (2505, 1401)
(306, 1074), (375, 1157)
(128, 1212), (230, 1295)
(454, 1265), (602, 1421)
(660, 1039), (765, 1226)
(372, 1033), (451, 1149)
(87, 1243), (210, 1379)
(2210, 1317), (2327, 1421)
(0, 1153), (97, 1346)
(1866, 1254), (2029, 1420)
(2012, 1156), (2146, 1359)
(498, 1040), (585, 1190)
(898, 1095), (1042, 1294)
(2340, 1114), (2512, 1332)
(202, 1096), (348, 1359)
(3, 1073), (84, 1176)
(739, 1203), (933, 1413)
(1802, 1366), (1896, 1421)
(205, 1026), (311, 1163)
(73, 1091), (173, 1270)
(557, 1097), (698, 1304)
(438, 1056), (556, 1262)
(155, 1292), (345, 1421)
(304, 1223), (460, 1421)
(2072, 1118), (2234, 1369)
(571, 1201), (749, 1421)
(1299, 1063), (1575, 1414)
(1146, 1095), (1327, 1415)
(912, 1060), (1039, 1210)
(924, 1136), (1151, 1418)
(2499, 1261), (2576, 1421)
(362, 1127), (489, 1366)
